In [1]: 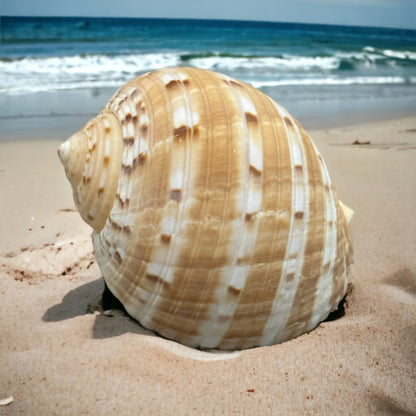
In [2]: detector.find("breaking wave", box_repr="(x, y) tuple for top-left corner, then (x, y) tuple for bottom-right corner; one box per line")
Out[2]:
(1, 47), (415, 95)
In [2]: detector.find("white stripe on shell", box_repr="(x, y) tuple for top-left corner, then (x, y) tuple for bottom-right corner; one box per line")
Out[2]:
(260, 102), (310, 345)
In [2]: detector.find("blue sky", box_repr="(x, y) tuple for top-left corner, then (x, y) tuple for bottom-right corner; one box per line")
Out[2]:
(1, 0), (415, 30)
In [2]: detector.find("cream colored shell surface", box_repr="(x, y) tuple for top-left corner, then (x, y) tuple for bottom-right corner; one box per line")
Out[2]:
(58, 67), (353, 350)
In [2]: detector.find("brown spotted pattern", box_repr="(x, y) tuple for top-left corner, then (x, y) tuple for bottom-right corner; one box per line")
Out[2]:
(58, 67), (353, 350)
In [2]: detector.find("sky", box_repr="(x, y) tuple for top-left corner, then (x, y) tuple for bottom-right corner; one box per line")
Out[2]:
(1, 0), (416, 30)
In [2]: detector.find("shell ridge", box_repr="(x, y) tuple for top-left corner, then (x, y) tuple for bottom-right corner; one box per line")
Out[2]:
(77, 120), (103, 211)
(283, 120), (327, 341)
(261, 104), (311, 345)
(175, 73), (251, 348)
(195, 71), (251, 347)
(229, 87), (290, 347)
(132, 70), (181, 330)
(101, 83), (149, 305)
(120, 75), (178, 326)
(212, 77), (260, 349)
(306, 137), (339, 331)
(258, 102), (298, 345)
(157, 68), (202, 341)
(177, 69), (234, 347)
(139, 69), (198, 340)
(80, 117), (111, 222)
(220, 86), (295, 349)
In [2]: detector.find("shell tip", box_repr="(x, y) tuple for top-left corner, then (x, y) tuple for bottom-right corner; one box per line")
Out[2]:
(57, 140), (71, 166)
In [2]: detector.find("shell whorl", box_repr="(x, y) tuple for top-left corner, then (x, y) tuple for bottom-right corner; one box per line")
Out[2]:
(58, 112), (123, 231)
(59, 67), (353, 350)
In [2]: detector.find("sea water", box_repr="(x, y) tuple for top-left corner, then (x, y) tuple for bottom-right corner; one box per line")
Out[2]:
(1, 16), (415, 138)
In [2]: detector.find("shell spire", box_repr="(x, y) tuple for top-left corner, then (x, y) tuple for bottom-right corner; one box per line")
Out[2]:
(58, 112), (123, 232)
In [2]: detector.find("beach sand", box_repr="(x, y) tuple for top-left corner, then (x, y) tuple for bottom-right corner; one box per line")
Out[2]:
(0, 116), (415, 415)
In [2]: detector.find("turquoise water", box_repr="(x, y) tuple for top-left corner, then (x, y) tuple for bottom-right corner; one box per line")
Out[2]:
(1, 16), (415, 138)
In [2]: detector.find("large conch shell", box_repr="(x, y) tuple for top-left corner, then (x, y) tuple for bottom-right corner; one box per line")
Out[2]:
(58, 67), (353, 350)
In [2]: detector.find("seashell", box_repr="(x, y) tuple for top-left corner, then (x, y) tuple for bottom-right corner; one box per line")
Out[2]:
(58, 67), (353, 350)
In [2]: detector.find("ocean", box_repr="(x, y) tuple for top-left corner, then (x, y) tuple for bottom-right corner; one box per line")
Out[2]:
(1, 16), (416, 139)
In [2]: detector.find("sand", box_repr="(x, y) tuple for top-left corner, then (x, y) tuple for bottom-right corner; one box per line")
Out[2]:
(0, 117), (415, 415)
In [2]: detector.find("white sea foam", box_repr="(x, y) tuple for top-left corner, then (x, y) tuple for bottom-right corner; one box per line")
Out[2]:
(190, 55), (340, 71)
(362, 46), (416, 61)
(249, 76), (409, 89)
(0, 48), (415, 95)
(383, 49), (416, 60)
(0, 53), (180, 94)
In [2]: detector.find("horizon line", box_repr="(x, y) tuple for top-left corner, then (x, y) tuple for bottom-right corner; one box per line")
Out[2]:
(2, 15), (416, 33)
